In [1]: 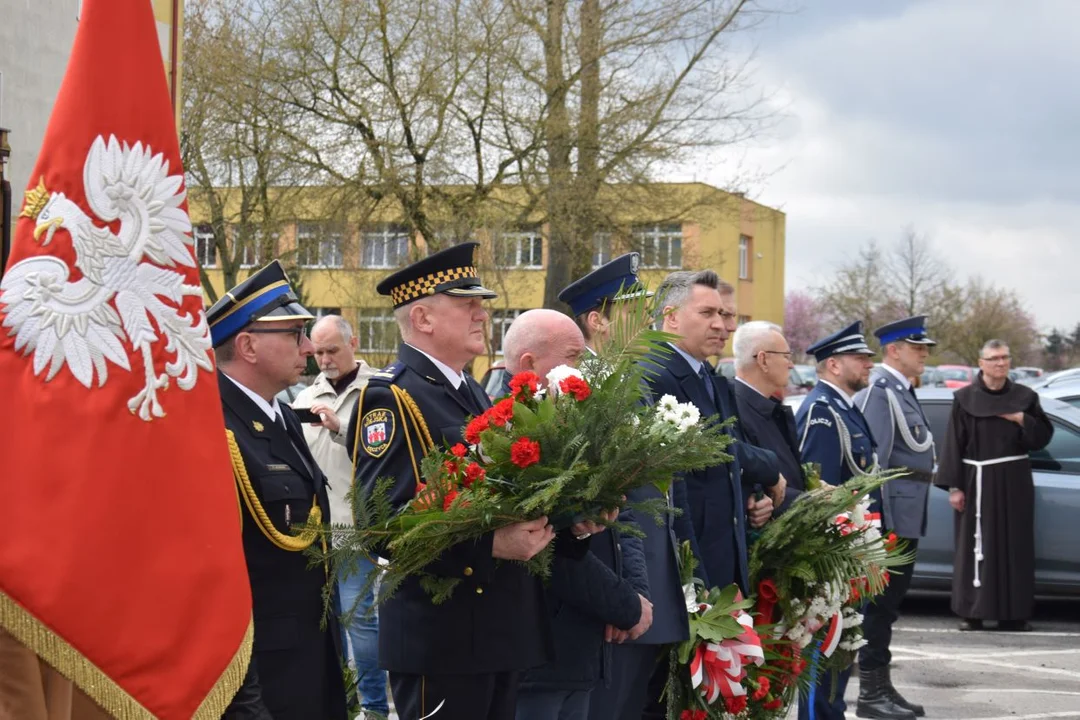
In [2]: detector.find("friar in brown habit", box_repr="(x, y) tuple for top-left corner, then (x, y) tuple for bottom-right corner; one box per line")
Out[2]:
(936, 339), (1053, 632)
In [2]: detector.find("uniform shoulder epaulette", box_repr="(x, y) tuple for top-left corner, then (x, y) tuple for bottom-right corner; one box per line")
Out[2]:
(369, 361), (405, 384)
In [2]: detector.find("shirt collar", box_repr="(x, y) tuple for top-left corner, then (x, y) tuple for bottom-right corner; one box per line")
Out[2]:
(735, 376), (769, 399)
(406, 343), (466, 389)
(881, 363), (911, 390)
(669, 342), (705, 375)
(820, 379), (855, 408)
(222, 371), (283, 422)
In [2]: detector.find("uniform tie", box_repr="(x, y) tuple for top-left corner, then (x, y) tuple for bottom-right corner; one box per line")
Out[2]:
(698, 364), (719, 409)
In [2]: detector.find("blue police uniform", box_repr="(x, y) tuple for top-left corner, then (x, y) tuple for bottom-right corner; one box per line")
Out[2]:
(794, 322), (880, 720)
(207, 261), (347, 720)
(851, 316), (937, 719)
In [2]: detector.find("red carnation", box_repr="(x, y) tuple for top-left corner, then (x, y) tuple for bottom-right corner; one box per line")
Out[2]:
(725, 695), (747, 714)
(752, 676), (771, 700)
(490, 398), (515, 427)
(443, 489), (460, 511)
(451, 443), (468, 458)
(443, 460), (460, 477)
(559, 375), (591, 401)
(464, 462), (486, 488)
(509, 372), (539, 398)
(510, 437), (541, 468)
(465, 413), (491, 445)
(763, 698), (783, 710)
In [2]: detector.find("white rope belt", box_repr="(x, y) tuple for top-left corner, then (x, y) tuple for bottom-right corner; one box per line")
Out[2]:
(962, 455), (1028, 588)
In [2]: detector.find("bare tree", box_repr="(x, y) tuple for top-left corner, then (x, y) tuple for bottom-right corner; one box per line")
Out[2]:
(882, 226), (953, 317)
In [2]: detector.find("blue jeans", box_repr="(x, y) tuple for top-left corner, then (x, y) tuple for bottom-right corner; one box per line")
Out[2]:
(338, 555), (389, 714)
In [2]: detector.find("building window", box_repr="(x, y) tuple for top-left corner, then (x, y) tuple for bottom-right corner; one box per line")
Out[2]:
(489, 309), (522, 354)
(738, 235), (751, 280)
(230, 224), (273, 269)
(297, 223), (345, 268)
(311, 307), (341, 319)
(194, 225), (217, 268)
(362, 224), (410, 269)
(633, 224), (682, 269)
(495, 227), (543, 269)
(592, 233), (613, 269)
(356, 309), (400, 353)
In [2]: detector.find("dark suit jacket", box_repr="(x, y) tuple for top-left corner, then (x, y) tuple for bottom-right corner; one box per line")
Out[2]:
(348, 344), (562, 675)
(733, 379), (807, 515)
(219, 373), (347, 720)
(640, 349), (779, 593)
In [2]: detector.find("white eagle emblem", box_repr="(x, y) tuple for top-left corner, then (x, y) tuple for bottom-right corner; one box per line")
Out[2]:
(0, 134), (213, 421)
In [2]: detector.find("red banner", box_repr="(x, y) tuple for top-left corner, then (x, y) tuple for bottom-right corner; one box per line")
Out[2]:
(0, 1), (251, 717)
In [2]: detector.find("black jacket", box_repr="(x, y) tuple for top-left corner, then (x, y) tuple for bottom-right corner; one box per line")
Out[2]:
(219, 373), (347, 720)
(348, 344), (582, 675)
(733, 379), (807, 514)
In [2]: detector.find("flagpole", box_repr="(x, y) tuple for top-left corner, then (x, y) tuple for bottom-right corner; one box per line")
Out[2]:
(0, 126), (11, 278)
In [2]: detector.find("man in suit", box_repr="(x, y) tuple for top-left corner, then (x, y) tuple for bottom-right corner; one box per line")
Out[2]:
(347, 242), (597, 720)
(732, 321), (807, 514)
(561, 254), (698, 720)
(502, 308), (650, 720)
(796, 322), (914, 720)
(644, 269), (779, 593)
(207, 260), (348, 720)
(853, 317), (936, 719)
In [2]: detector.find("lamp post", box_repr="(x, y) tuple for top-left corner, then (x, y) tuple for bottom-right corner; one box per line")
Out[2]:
(0, 125), (11, 276)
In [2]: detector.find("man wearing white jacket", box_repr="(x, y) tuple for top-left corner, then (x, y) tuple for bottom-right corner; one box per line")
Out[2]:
(294, 315), (384, 718)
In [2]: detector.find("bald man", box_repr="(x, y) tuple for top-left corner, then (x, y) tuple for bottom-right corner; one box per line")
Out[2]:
(504, 309), (651, 720)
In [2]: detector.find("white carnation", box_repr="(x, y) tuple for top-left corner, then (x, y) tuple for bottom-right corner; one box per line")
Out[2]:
(546, 365), (585, 394)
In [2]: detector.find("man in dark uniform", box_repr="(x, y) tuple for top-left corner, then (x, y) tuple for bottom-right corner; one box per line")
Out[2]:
(796, 322), (914, 720)
(207, 260), (347, 720)
(347, 242), (581, 720)
(854, 316), (937, 718)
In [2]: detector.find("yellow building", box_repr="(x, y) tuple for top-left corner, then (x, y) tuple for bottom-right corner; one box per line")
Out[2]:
(190, 182), (785, 376)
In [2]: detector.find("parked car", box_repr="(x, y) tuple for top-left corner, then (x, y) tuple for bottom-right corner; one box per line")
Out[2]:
(275, 380), (310, 405)
(1030, 367), (1080, 390)
(1036, 378), (1080, 410)
(919, 366), (944, 388)
(778, 388), (1080, 596)
(936, 364), (975, 389)
(788, 365), (816, 396)
(480, 364), (510, 400)
(913, 387), (1080, 596)
(715, 357), (737, 379)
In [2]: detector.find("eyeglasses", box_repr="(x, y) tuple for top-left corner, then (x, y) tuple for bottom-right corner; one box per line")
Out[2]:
(761, 350), (793, 358)
(980, 355), (1011, 363)
(245, 327), (308, 346)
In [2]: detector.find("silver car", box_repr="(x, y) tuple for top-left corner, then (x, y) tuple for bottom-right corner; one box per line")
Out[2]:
(782, 388), (1080, 596)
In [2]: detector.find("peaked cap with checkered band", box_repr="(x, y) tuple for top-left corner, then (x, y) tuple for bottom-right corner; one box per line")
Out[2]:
(377, 241), (497, 308)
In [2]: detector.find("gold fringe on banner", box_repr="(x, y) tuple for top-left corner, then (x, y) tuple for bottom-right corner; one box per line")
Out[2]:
(0, 590), (253, 719)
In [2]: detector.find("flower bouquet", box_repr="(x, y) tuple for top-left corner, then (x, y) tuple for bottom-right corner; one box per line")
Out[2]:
(328, 321), (736, 603)
(748, 471), (914, 682)
(665, 544), (801, 720)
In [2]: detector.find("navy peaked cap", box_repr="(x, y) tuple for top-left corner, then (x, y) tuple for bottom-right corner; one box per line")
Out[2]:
(874, 315), (936, 346)
(807, 321), (876, 362)
(207, 260), (313, 347)
(557, 252), (652, 316)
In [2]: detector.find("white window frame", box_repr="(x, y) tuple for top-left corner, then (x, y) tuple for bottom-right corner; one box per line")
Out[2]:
(361, 225), (410, 269)
(495, 228), (543, 269)
(194, 225), (217, 268)
(297, 223), (345, 269)
(592, 233), (613, 269)
(738, 235), (751, 280)
(489, 309), (522, 355)
(356, 309), (400, 353)
(231, 224), (271, 269)
(633, 224), (682, 269)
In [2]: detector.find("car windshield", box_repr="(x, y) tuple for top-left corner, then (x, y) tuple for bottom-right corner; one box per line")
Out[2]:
(939, 368), (970, 381)
(794, 365), (816, 384)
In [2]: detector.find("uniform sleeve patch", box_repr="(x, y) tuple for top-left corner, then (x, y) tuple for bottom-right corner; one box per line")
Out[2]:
(361, 408), (395, 458)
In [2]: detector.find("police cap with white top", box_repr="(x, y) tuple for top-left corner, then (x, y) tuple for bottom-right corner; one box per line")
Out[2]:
(557, 252), (652, 316)
(807, 320), (876, 362)
(873, 315), (937, 346)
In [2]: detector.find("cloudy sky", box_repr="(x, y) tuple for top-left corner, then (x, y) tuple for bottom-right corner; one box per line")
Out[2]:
(684, 0), (1079, 332)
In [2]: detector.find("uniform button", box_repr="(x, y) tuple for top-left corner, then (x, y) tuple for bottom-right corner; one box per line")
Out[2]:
(464, 567), (474, 577)
(476, 587), (484, 595)
(733, 516), (739, 525)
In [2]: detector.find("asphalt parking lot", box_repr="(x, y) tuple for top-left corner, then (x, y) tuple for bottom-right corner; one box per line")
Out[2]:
(843, 593), (1080, 719)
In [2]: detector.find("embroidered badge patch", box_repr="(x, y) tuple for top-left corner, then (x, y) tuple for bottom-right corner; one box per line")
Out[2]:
(361, 409), (395, 458)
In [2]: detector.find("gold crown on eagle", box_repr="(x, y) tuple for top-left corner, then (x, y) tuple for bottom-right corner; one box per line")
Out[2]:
(20, 177), (51, 220)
